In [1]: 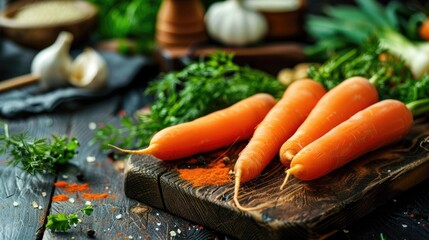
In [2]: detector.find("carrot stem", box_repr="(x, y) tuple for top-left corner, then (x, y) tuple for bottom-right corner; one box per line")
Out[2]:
(406, 98), (429, 117)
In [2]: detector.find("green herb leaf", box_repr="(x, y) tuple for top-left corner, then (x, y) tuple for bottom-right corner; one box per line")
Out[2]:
(46, 205), (94, 232)
(0, 123), (79, 175)
(81, 205), (94, 216)
(46, 213), (72, 232)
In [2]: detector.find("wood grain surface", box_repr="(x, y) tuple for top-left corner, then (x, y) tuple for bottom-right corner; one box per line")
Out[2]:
(125, 115), (429, 240)
(0, 92), (225, 240)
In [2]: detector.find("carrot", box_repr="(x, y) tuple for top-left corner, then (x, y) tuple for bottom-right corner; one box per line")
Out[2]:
(233, 79), (326, 211)
(284, 99), (413, 183)
(110, 93), (276, 160)
(279, 76), (378, 169)
(419, 18), (429, 41)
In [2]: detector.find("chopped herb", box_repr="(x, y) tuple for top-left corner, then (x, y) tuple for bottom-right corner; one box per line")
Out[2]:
(0, 123), (79, 175)
(46, 204), (94, 232)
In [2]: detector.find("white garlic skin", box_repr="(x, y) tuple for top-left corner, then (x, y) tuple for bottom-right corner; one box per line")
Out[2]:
(205, 0), (268, 46)
(69, 48), (108, 90)
(31, 31), (73, 90)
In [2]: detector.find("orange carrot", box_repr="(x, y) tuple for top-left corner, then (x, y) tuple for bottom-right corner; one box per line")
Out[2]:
(285, 99), (413, 182)
(110, 93), (276, 160)
(279, 76), (378, 167)
(233, 79), (326, 210)
(419, 18), (429, 41)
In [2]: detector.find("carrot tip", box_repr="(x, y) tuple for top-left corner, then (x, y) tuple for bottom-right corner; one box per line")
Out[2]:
(279, 169), (292, 190)
(108, 144), (149, 155)
(108, 144), (129, 152)
(233, 170), (267, 212)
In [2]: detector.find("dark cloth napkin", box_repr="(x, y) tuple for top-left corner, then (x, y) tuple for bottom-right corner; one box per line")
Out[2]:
(0, 39), (154, 118)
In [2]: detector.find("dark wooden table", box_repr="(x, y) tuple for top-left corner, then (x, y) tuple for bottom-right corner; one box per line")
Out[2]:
(1, 43), (429, 240)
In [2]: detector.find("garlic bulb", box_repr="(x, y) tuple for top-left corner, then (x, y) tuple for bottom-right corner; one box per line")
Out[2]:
(69, 48), (108, 90)
(31, 31), (73, 90)
(205, 0), (268, 46)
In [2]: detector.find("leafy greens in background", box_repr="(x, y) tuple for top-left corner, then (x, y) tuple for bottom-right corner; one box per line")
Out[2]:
(305, 0), (428, 60)
(86, 0), (221, 54)
(306, 0), (429, 117)
(86, 0), (162, 53)
(93, 53), (286, 150)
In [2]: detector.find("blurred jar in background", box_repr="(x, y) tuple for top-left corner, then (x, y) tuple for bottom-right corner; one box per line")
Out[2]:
(244, 0), (307, 41)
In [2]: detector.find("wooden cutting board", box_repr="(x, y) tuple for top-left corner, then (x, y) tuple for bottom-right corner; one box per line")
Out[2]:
(124, 116), (429, 240)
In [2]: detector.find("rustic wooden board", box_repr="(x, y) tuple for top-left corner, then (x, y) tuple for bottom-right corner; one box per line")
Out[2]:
(125, 116), (429, 240)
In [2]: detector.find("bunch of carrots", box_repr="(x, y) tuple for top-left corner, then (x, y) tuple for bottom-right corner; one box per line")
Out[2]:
(111, 76), (414, 212)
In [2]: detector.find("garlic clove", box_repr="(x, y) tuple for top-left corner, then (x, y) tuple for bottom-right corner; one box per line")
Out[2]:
(31, 31), (73, 90)
(69, 48), (109, 90)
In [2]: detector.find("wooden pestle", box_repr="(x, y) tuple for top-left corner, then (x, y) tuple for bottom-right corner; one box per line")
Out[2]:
(0, 74), (40, 92)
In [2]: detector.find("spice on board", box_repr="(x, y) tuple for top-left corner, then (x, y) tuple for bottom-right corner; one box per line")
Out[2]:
(82, 193), (113, 200)
(54, 181), (90, 193)
(177, 157), (233, 187)
(52, 194), (69, 202)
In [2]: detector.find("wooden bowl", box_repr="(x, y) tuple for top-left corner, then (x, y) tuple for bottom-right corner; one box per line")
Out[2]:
(0, 0), (98, 49)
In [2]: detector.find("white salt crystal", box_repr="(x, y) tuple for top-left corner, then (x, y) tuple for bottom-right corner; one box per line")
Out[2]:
(86, 156), (96, 162)
(89, 122), (97, 130)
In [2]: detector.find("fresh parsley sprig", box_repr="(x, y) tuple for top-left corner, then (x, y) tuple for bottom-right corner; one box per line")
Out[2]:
(0, 123), (79, 175)
(46, 204), (94, 232)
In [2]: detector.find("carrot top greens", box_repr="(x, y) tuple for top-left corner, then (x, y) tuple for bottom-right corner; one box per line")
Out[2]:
(93, 53), (285, 150)
(307, 42), (429, 117)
